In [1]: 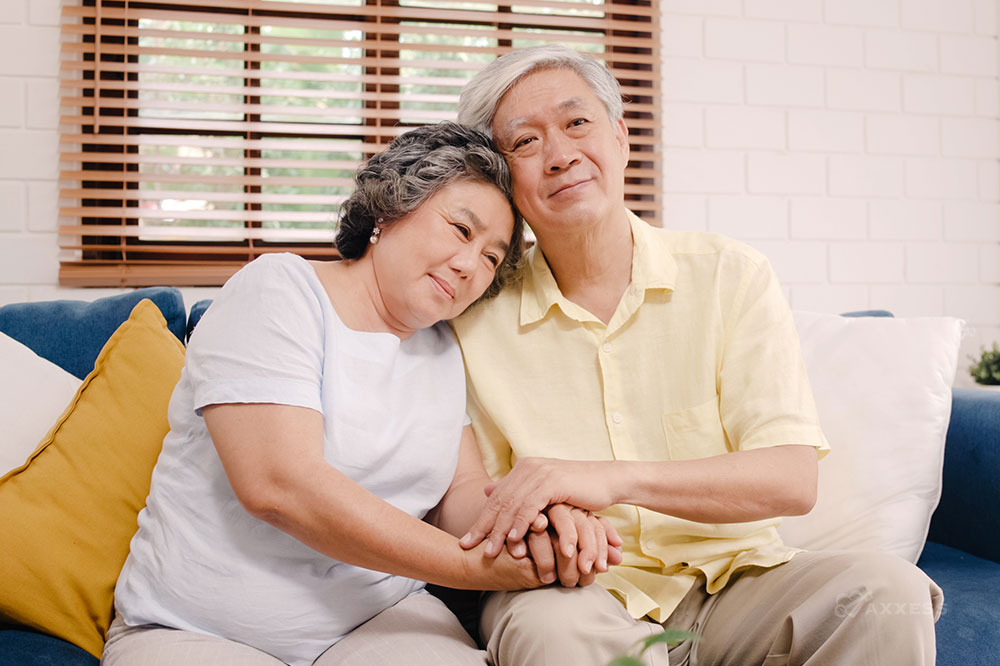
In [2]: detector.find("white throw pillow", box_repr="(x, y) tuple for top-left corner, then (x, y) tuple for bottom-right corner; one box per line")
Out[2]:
(0, 333), (82, 477)
(778, 311), (964, 563)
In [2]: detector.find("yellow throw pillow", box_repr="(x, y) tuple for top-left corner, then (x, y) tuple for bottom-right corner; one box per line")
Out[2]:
(0, 299), (184, 658)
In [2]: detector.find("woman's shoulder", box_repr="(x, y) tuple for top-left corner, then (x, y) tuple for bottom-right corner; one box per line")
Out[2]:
(231, 252), (315, 285)
(407, 320), (460, 355)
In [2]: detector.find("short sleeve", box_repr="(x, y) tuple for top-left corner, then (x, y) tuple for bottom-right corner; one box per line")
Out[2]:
(465, 376), (513, 480)
(717, 254), (828, 456)
(186, 255), (326, 414)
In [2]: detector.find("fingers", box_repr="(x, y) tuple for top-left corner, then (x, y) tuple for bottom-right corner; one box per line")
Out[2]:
(578, 568), (597, 587)
(459, 509), (496, 552)
(530, 513), (549, 533)
(484, 505), (542, 558)
(595, 515), (623, 567)
(508, 538), (528, 558)
(600, 515), (623, 548)
(545, 504), (579, 560)
(572, 508), (598, 575)
(527, 530), (558, 585)
(555, 543), (581, 587)
(461, 486), (546, 557)
(590, 514), (608, 572)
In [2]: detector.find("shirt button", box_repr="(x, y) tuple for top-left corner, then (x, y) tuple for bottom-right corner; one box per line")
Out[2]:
(602, 342), (612, 352)
(645, 540), (655, 551)
(612, 412), (623, 424)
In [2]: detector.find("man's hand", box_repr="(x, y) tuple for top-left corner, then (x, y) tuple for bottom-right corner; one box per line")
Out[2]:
(521, 503), (623, 586)
(459, 457), (618, 558)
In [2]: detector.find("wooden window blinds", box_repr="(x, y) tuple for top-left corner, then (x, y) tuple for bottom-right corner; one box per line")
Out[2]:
(58, 0), (661, 287)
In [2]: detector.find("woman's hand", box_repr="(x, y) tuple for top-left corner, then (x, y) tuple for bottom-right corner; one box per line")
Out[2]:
(461, 541), (545, 591)
(520, 503), (623, 587)
(459, 457), (619, 558)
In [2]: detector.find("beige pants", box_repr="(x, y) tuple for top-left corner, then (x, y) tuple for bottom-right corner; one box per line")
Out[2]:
(101, 593), (486, 666)
(481, 550), (943, 666)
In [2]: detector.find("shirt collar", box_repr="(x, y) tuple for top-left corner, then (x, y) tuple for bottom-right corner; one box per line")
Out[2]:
(519, 209), (678, 326)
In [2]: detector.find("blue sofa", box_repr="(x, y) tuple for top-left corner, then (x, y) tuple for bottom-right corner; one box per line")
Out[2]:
(0, 288), (997, 665)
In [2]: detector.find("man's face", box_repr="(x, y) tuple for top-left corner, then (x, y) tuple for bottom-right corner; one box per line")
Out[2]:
(489, 67), (629, 237)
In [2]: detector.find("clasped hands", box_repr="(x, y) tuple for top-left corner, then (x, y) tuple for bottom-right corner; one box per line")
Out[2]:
(459, 457), (622, 587)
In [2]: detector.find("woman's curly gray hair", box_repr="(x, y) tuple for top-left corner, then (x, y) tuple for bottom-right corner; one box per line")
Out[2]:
(336, 122), (524, 301)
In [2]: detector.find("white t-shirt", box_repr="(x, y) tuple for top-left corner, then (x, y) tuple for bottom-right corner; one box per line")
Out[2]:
(115, 253), (467, 666)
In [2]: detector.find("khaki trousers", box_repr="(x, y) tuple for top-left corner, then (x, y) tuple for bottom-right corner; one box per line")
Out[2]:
(481, 550), (943, 666)
(101, 593), (487, 666)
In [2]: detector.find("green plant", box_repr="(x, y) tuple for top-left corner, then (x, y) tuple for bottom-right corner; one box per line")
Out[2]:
(969, 342), (1000, 385)
(607, 629), (700, 666)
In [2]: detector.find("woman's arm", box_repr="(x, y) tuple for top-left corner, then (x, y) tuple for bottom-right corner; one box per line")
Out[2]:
(202, 403), (540, 591)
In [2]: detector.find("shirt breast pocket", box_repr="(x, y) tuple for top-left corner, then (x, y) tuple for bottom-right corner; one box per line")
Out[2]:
(662, 399), (730, 461)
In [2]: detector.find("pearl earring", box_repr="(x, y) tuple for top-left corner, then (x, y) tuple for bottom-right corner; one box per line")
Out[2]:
(369, 218), (383, 244)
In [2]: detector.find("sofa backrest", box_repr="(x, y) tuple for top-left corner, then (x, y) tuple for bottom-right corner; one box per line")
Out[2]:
(0, 287), (186, 380)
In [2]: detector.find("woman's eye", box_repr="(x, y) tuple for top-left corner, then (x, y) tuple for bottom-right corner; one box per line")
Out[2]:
(453, 224), (470, 238)
(485, 254), (499, 268)
(514, 136), (534, 149)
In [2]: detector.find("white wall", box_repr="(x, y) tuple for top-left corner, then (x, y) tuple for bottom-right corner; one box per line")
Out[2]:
(659, 0), (1000, 386)
(1, 0), (998, 383)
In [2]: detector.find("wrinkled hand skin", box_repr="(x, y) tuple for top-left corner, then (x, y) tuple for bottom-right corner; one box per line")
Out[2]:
(460, 457), (619, 559)
(519, 504), (623, 587)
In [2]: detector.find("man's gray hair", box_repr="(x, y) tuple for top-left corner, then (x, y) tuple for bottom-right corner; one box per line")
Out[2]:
(456, 44), (624, 136)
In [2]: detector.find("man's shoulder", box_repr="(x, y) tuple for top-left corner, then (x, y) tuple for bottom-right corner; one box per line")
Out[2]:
(648, 225), (768, 268)
(450, 282), (521, 341)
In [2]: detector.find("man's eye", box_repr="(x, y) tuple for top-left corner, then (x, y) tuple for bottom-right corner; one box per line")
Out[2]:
(570, 118), (588, 127)
(514, 137), (534, 149)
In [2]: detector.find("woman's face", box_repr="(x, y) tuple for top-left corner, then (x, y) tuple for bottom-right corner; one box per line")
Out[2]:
(369, 179), (514, 333)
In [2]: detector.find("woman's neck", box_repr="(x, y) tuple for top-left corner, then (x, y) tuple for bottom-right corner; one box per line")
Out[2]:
(311, 258), (414, 339)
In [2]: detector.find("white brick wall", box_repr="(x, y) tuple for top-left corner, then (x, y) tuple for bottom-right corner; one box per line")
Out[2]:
(0, 0), (61, 300)
(660, 0), (1000, 387)
(0, 0), (997, 388)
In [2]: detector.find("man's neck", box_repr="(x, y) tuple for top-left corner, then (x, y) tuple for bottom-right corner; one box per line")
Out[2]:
(534, 210), (633, 325)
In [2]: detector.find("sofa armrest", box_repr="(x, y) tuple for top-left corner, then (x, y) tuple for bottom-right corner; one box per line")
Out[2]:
(926, 387), (1000, 563)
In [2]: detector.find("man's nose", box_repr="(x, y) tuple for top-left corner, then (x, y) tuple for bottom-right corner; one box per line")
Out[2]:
(545, 133), (580, 172)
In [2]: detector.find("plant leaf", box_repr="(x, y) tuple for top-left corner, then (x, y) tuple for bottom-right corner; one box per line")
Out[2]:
(607, 658), (648, 666)
(638, 629), (699, 651)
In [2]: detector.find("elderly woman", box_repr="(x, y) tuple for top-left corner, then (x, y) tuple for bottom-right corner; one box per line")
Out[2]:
(101, 123), (618, 666)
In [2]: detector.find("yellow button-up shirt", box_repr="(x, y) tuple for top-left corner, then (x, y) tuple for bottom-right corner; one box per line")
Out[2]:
(451, 211), (829, 622)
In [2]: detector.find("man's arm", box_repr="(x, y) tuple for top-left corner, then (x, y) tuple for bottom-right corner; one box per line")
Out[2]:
(461, 444), (818, 558)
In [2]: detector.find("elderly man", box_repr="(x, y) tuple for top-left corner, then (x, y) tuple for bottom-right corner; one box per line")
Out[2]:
(452, 45), (942, 666)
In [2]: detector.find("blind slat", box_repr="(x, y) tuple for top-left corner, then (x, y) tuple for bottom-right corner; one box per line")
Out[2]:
(64, 3), (655, 35)
(59, 0), (661, 287)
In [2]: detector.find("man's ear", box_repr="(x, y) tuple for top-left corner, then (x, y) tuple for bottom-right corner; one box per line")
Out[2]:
(615, 117), (629, 163)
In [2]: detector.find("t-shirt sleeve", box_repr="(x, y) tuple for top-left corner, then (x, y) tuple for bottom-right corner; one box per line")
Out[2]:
(718, 254), (829, 457)
(464, 374), (513, 480)
(186, 255), (325, 414)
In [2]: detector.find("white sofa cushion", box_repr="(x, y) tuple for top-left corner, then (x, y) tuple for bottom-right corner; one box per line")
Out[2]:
(778, 311), (964, 563)
(0, 332), (82, 477)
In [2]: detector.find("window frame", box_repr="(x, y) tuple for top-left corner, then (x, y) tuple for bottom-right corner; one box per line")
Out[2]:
(58, 0), (661, 287)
